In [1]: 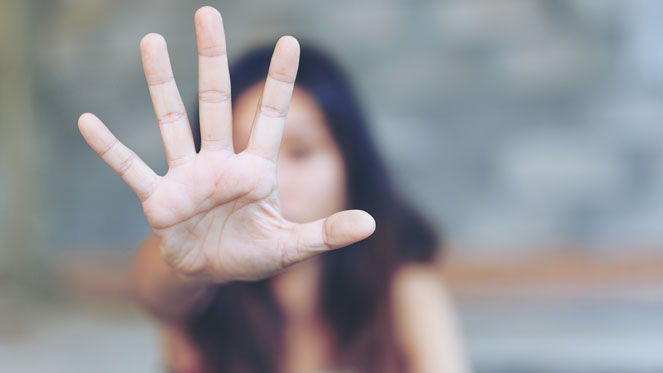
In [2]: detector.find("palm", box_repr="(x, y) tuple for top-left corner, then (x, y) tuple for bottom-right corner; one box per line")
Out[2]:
(143, 150), (286, 282)
(78, 6), (375, 285)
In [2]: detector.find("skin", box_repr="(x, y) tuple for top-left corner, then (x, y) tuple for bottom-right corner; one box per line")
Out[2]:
(78, 6), (470, 372)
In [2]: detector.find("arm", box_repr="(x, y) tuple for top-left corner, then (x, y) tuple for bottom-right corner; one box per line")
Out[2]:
(391, 262), (471, 373)
(131, 234), (214, 322)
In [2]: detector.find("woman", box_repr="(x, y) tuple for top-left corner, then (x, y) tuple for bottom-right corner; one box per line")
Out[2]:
(78, 6), (469, 372)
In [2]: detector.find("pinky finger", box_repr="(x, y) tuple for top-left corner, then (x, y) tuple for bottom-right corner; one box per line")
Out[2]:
(78, 113), (160, 201)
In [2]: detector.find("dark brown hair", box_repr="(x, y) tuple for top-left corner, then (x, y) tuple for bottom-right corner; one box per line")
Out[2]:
(186, 41), (442, 372)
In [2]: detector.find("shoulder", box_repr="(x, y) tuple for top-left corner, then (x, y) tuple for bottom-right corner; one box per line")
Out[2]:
(391, 248), (448, 304)
(390, 261), (470, 372)
(391, 261), (445, 294)
(390, 261), (451, 321)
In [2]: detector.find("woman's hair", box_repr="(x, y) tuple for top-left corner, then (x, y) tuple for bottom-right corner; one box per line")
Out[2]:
(186, 40), (441, 372)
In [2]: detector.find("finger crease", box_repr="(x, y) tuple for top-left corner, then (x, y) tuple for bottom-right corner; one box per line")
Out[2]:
(168, 154), (195, 168)
(259, 104), (286, 118)
(199, 89), (231, 104)
(147, 75), (175, 87)
(157, 110), (186, 126)
(99, 138), (118, 157)
(198, 47), (227, 58)
(268, 70), (295, 84)
(138, 177), (160, 202)
(117, 152), (137, 177)
(321, 218), (332, 250)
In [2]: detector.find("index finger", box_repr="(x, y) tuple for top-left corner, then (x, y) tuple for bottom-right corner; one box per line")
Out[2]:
(245, 36), (300, 162)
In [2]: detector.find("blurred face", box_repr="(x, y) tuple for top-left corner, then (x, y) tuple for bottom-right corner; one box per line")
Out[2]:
(232, 83), (348, 223)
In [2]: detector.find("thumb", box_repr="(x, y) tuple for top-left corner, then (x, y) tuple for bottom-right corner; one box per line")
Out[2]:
(280, 209), (376, 268)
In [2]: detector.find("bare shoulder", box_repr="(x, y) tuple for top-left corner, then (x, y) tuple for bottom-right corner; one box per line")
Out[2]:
(390, 261), (470, 373)
(391, 263), (453, 324)
(391, 261), (448, 301)
(391, 262), (449, 308)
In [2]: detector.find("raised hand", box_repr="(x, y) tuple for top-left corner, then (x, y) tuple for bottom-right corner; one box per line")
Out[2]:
(77, 6), (375, 285)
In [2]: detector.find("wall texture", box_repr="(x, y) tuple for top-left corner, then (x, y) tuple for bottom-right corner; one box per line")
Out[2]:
(2, 0), (662, 261)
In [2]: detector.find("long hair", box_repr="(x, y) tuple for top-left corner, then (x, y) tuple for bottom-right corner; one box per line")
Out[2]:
(186, 41), (441, 372)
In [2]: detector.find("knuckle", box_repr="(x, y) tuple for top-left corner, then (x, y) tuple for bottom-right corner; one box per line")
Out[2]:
(156, 109), (186, 126)
(145, 74), (175, 87)
(322, 218), (335, 250)
(268, 70), (295, 84)
(198, 46), (227, 58)
(98, 138), (118, 158)
(259, 103), (286, 118)
(279, 230), (298, 269)
(199, 88), (231, 104)
(116, 151), (137, 177)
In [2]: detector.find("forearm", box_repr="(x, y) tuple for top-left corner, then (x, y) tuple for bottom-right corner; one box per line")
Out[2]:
(130, 234), (216, 323)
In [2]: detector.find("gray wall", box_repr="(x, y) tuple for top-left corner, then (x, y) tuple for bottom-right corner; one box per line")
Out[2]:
(2, 0), (662, 260)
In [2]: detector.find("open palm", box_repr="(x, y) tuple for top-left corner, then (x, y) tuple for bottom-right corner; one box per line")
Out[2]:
(77, 6), (375, 285)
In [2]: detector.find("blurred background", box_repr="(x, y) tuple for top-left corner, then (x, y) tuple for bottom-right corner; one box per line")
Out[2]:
(1, 0), (662, 371)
